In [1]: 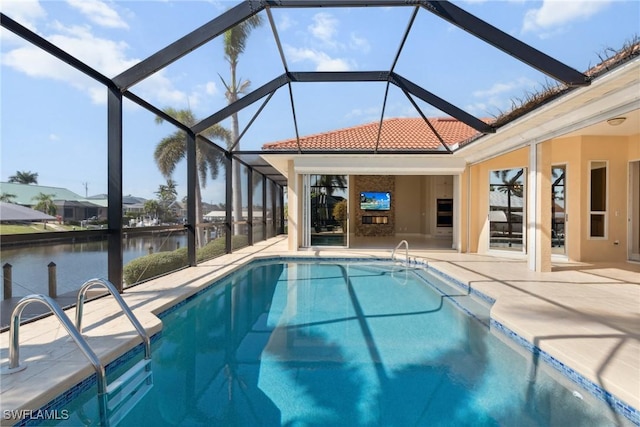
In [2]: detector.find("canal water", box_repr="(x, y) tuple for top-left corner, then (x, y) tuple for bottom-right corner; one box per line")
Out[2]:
(0, 233), (187, 299)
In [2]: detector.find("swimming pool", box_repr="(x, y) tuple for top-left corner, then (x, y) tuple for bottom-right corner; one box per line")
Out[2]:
(34, 260), (633, 426)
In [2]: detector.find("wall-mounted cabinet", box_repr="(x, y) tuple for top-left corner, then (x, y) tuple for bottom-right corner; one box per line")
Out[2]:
(436, 198), (453, 234)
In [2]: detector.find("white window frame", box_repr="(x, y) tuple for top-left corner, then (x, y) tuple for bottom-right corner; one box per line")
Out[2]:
(588, 160), (608, 240)
(487, 167), (527, 254)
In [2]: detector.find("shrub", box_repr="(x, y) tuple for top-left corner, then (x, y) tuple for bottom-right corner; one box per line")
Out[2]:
(123, 247), (188, 285)
(123, 235), (250, 286)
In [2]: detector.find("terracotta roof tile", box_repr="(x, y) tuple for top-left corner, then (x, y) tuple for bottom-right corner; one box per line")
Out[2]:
(261, 117), (484, 151)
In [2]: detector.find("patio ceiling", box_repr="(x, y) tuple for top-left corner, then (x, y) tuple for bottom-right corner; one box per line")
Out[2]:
(1, 0), (600, 184)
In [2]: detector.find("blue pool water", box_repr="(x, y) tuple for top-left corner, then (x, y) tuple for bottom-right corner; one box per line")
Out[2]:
(42, 260), (632, 426)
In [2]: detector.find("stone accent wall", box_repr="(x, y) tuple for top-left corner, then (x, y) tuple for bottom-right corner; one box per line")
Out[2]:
(353, 175), (395, 236)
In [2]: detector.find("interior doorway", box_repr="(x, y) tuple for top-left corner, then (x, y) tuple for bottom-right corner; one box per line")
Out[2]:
(306, 174), (349, 247)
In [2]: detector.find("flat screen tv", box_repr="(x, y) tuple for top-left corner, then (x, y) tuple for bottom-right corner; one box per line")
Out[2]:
(360, 191), (391, 211)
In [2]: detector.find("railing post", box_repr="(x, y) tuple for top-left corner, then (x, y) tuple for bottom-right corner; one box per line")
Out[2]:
(3, 263), (12, 300)
(48, 262), (57, 298)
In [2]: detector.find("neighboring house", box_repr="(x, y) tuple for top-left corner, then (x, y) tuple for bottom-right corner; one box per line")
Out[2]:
(167, 201), (187, 220)
(86, 194), (148, 217)
(261, 51), (640, 270)
(0, 182), (103, 222)
(0, 201), (56, 222)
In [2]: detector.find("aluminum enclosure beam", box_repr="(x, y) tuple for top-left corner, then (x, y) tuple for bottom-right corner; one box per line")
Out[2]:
(1, 13), (114, 89)
(288, 71), (390, 82)
(107, 88), (124, 291)
(390, 73), (494, 134)
(113, 1), (266, 90)
(192, 74), (289, 135)
(421, 1), (589, 87)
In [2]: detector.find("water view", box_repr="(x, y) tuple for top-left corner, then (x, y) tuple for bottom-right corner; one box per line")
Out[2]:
(0, 232), (187, 299)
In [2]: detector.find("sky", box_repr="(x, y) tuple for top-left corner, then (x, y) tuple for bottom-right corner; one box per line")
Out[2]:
(1, 0), (638, 204)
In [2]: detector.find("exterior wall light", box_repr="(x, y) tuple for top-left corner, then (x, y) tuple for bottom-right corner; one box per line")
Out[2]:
(606, 117), (626, 126)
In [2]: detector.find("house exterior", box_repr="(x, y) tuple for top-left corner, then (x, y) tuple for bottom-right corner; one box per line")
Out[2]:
(0, 182), (104, 223)
(261, 52), (640, 271)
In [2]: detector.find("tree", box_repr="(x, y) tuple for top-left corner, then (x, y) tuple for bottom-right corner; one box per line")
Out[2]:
(154, 108), (231, 246)
(155, 178), (178, 222)
(219, 14), (263, 233)
(9, 170), (38, 184)
(143, 199), (161, 221)
(0, 193), (16, 203)
(32, 192), (56, 216)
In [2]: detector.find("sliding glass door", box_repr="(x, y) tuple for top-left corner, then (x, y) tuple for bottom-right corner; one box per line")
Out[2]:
(489, 168), (525, 252)
(552, 165), (566, 255)
(307, 174), (348, 247)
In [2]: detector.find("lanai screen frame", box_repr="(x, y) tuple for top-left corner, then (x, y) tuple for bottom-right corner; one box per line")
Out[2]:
(0, 0), (589, 291)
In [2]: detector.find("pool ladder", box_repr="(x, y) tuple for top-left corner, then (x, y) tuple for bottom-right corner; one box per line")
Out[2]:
(1, 278), (152, 427)
(391, 240), (409, 264)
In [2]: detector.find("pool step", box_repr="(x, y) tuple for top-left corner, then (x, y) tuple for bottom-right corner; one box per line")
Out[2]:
(107, 358), (153, 426)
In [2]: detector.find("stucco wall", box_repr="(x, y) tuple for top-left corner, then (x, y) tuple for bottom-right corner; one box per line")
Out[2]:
(571, 134), (638, 262)
(466, 147), (529, 254)
(352, 175), (395, 236)
(464, 134), (639, 262)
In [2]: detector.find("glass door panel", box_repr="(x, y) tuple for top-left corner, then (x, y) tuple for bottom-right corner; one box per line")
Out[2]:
(630, 161), (640, 261)
(552, 166), (566, 255)
(309, 175), (348, 247)
(489, 168), (525, 251)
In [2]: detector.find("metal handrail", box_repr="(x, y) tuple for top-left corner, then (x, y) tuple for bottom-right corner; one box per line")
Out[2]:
(1, 294), (108, 425)
(75, 278), (151, 360)
(391, 240), (409, 264)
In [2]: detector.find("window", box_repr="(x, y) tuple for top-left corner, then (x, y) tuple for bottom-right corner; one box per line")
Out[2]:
(589, 161), (607, 238)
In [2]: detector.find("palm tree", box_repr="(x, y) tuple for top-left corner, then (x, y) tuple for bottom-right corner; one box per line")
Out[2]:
(32, 192), (56, 216)
(8, 170), (38, 184)
(143, 199), (161, 221)
(219, 14), (263, 233)
(0, 193), (16, 203)
(155, 108), (231, 246)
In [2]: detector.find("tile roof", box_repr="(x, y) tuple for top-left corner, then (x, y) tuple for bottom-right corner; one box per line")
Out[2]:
(262, 117), (484, 151)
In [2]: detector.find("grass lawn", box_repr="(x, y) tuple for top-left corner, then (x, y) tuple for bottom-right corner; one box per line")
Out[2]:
(0, 223), (84, 235)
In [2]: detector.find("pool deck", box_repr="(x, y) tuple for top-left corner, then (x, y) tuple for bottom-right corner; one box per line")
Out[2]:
(1, 236), (639, 424)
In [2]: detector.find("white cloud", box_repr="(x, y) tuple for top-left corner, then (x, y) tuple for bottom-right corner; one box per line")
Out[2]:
(468, 77), (537, 116)
(308, 12), (339, 47)
(0, 0), (47, 45)
(522, 0), (611, 35)
(1, 20), (192, 107)
(136, 71), (189, 107)
(204, 81), (218, 96)
(278, 14), (295, 32)
(49, 133), (60, 141)
(0, 0), (46, 31)
(349, 33), (370, 54)
(284, 45), (352, 71)
(66, 0), (129, 29)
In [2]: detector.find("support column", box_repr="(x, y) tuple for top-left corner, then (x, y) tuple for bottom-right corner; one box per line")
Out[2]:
(186, 131), (196, 265)
(286, 160), (298, 250)
(107, 87), (123, 291)
(528, 142), (552, 271)
(452, 174), (461, 251)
